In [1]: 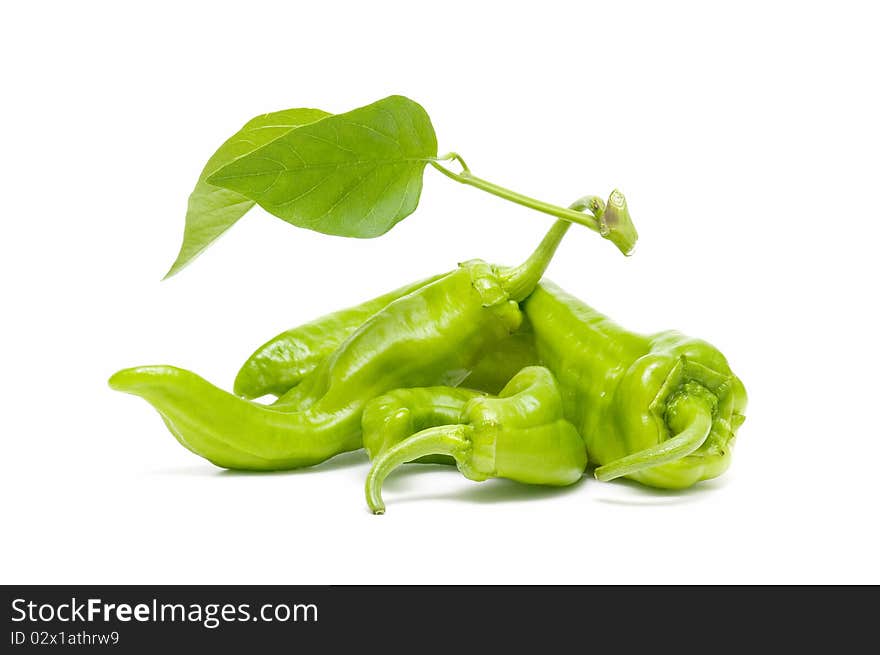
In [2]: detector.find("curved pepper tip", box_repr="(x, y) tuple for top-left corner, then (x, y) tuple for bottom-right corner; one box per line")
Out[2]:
(108, 367), (137, 392)
(231, 369), (256, 399)
(108, 365), (179, 393)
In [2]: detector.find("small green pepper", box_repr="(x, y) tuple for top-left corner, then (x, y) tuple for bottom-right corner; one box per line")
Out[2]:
(362, 386), (486, 465)
(365, 366), (587, 514)
(523, 281), (747, 488)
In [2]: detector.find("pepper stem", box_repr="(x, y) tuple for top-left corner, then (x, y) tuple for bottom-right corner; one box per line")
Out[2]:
(365, 425), (472, 515)
(430, 154), (637, 255)
(594, 396), (714, 482)
(499, 196), (606, 302)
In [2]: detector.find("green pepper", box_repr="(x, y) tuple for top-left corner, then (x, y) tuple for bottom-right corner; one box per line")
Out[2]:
(237, 305), (537, 402)
(365, 366), (586, 514)
(229, 198), (614, 402)
(109, 260), (517, 470)
(233, 274), (444, 399)
(109, 197), (621, 471)
(458, 318), (538, 395)
(523, 281), (747, 488)
(362, 386), (486, 465)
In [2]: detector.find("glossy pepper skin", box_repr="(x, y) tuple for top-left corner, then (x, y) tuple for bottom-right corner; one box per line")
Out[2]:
(459, 318), (538, 395)
(362, 386), (485, 465)
(365, 366), (587, 514)
(109, 262), (518, 470)
(108, 200), (613, 471)
(523, 281), (747, 488)
(229, 195), (621, 402)
(233, 274), (444, 399)
(238, 309), (537, 402)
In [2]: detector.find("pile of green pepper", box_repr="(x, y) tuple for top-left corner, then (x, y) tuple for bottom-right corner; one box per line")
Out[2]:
(110, 189), (747, 514)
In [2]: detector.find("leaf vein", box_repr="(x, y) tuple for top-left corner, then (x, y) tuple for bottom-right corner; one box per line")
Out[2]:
(223, 158), (429, 179)
(309, 162), (402, 225)
(355, 164), (408, 228)
(299, 131), (358, 156)
(276, 139), (306, 166)
(338, 118), (403, 150)
(271, 170), (341, 208)
(393, 164), (417, 221)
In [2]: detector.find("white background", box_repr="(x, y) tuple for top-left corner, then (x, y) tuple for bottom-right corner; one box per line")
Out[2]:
(2, 1), (878, 584)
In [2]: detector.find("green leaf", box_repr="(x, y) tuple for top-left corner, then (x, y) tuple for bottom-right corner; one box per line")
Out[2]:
(206, 95), (438, 238)
(164, 107), (331, 279)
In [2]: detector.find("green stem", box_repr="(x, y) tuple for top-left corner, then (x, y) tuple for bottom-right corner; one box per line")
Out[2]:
(430, 156), (601, 233)
(365, 425), (472, 515)
(594, 397), (714, 482)
(499, 196), (604, 302)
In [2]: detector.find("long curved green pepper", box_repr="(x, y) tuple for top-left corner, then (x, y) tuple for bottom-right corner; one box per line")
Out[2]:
(109, 196), (626, 470)
(110, 261), (518, 470)
(365, 366), (586, 514)
(233, 274), (444, 399)
(522, 281), (747, 488)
